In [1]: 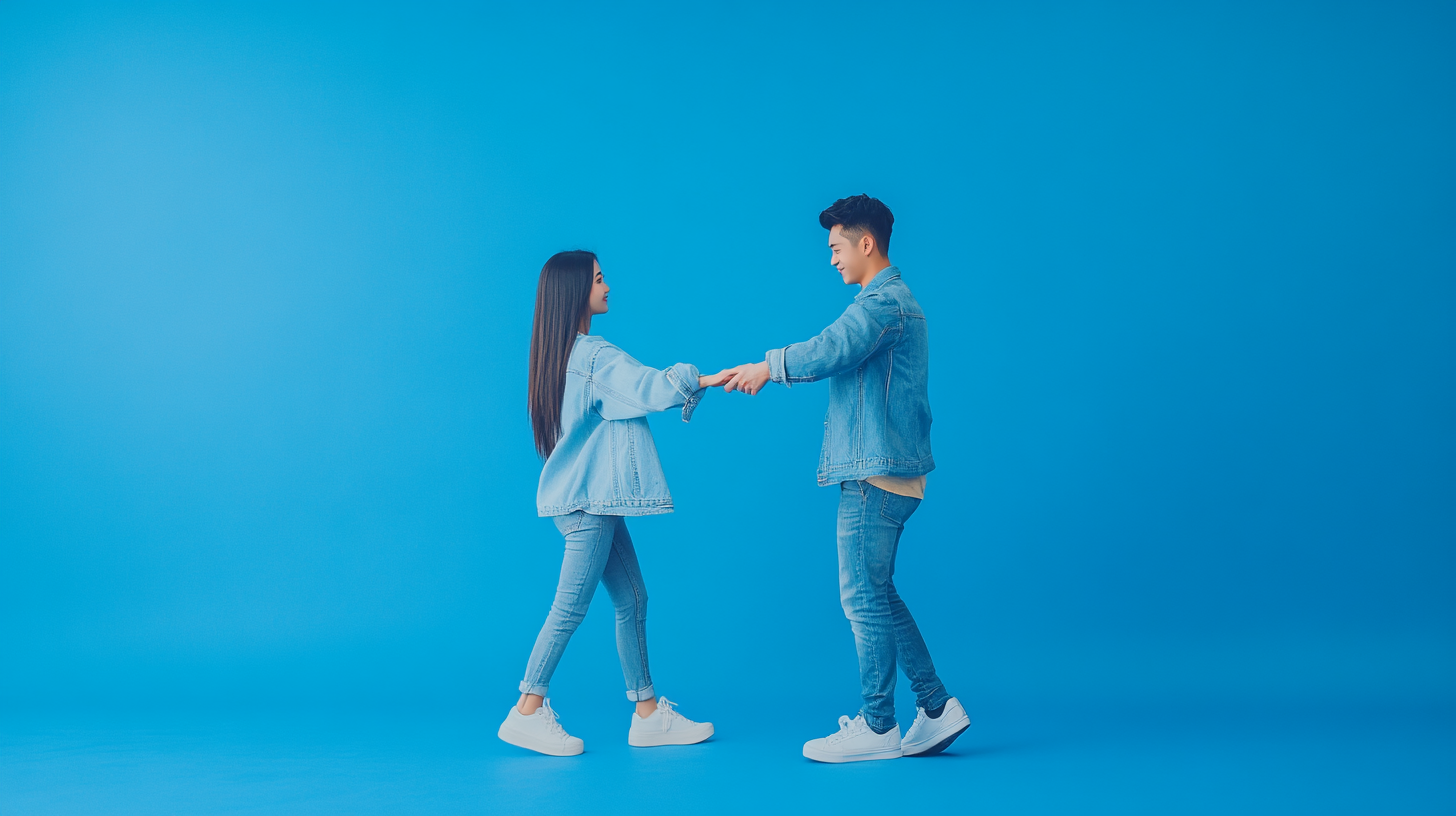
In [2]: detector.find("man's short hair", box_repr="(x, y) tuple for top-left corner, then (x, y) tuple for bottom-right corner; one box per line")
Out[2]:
(819, 194), (894, 257)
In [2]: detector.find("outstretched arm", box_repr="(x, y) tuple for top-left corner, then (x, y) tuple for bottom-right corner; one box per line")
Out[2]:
(724, 297), (897, 395)
(592, 346), (706, 422)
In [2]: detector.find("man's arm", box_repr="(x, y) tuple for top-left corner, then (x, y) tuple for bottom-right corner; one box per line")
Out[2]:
(725, 297), (896, 395)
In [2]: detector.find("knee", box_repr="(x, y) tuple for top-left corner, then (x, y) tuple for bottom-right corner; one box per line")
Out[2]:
(549, 600), (588, 630)
(614, 588), (647, 621)
(840, 580), (888, 619)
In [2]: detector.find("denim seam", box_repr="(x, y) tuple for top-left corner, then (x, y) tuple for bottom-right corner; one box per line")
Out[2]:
(610, 538), (652, 694)
(522, 515), (613, 693)
(856, 488), (891, 732)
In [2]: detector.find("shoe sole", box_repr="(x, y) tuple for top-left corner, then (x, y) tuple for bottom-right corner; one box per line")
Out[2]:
(802, 744), (903, 763)
(498, 723), (583, 757)
(629, 723), (714, 747)
(901, 715), (970, 757)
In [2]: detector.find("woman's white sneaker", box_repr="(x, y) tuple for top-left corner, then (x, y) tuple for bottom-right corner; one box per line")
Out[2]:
(901, 697), (970, 757)
(627, 697), (714, 747)
(498, 699), (584, 757)
(802, 714), (903, 763)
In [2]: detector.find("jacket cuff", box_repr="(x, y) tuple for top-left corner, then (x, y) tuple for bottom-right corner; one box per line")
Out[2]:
(666, 363), (703, 422)
(766, 347), (791, 388)
(680, 387), (703, 422)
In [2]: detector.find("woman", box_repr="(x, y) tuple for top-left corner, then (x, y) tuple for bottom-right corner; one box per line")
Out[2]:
(497, 250), (729, 757)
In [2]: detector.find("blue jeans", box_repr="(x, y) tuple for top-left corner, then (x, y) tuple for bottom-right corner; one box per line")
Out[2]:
(838, 480), (949, 732)
(519, 511), (655, 701)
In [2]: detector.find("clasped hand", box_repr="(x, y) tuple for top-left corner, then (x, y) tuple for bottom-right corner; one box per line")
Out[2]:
(697, 361), (771, 395)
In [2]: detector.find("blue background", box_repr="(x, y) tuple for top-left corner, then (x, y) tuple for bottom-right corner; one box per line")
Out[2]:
(2, 2), (1452, 813)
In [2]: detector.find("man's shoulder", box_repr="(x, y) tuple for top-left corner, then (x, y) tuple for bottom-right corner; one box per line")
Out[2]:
(857, 275), (921, 317)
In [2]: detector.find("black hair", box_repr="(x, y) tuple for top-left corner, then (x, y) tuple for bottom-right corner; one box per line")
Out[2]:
(529, 250), (597, 459)
(818, 194), (894, 257)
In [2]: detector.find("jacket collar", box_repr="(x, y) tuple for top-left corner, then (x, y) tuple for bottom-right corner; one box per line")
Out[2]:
(857, 265), (900, 297)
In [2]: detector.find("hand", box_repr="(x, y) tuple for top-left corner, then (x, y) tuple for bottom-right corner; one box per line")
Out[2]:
(698, 369), (736, 389)
(723, 361), (771, 395)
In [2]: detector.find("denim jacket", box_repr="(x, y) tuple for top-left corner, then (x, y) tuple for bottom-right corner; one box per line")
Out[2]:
(537, 334), (704, 517)
(766, 266), (934, 485)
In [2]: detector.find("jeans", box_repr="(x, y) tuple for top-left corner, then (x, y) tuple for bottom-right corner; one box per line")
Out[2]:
(838, 480), (949, 732)
(519, 511), (655, 701)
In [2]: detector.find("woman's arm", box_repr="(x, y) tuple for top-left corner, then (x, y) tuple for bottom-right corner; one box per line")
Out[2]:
(591, 344), (711, 422)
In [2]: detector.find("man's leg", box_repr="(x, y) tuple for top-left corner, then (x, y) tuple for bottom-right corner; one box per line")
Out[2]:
(878, 494), (971, 756)
(883, 516), (950, 713)
(837, 480), (904, 733)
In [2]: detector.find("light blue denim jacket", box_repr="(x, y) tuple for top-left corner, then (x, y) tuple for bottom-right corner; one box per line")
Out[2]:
(766, 266), (934, 486)
(537, 334), (704, 517)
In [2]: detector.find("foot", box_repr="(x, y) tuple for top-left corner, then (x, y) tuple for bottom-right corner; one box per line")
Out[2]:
(627, 697), (714, 747)
(802, 714), (902, 763)
(498, 698), (584, 756)
(902, 697), (970, 757)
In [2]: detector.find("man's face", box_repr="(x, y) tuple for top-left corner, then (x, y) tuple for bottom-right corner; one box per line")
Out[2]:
(827, 225), (870, 285)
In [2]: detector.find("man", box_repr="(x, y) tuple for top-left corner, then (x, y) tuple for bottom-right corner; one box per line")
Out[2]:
(723, 194), (969, 762)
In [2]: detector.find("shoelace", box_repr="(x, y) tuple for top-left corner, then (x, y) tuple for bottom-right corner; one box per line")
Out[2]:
(654, 697), (681, 732)
(826, 714), (868, 744)
(539, 699), (570, 740)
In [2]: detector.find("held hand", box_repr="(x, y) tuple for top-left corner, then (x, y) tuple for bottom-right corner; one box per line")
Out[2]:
(698, 369), (736, 389)
(723, 361), (771, 395)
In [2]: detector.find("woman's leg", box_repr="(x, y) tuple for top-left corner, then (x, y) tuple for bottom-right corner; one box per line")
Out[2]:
(518, 512), (618, 709)
(599, 517), (656, 714)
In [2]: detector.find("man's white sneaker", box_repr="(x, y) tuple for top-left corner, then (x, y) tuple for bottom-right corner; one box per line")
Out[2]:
(497, 699), (584, 757)
(901, 697), (970, 757)
(627, 697), (714, 747)
(802, 714), (903, 763)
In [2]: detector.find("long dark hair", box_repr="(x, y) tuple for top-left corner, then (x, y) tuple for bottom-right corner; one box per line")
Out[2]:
(529, 250), (597, 459)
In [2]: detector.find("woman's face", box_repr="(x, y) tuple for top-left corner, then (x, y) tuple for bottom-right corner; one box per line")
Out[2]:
(586, 260), (610, 316)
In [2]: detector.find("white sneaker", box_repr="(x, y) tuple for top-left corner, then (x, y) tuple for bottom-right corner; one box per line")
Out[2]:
(497, 699), (584, 757)
(901, 697), (970, 757)
(627, 697), (714, 747)
(802, 714), (902, 763)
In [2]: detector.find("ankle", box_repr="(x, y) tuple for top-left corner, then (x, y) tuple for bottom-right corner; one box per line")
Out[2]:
(517, 693), (544, 716)
(634, 697), (658, 719)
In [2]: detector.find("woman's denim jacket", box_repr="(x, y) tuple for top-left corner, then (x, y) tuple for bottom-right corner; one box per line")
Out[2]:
(765, 266), (935, 486)
(537, 334), (703, 517)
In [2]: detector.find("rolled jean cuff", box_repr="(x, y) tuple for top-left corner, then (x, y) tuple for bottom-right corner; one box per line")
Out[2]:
(862, 710), (896, 734)
(519, 679), (550, 697)
(920, 684), (950, 713)
(625, 683), (655, 702)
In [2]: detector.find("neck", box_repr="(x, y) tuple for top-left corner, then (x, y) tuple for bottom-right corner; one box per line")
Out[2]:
(578, 315), (592, 335)
(857, 258), (892, 288)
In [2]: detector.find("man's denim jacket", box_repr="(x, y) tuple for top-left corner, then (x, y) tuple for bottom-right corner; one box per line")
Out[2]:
(766, 266), (934, 486)
(537, 334), (703, 517)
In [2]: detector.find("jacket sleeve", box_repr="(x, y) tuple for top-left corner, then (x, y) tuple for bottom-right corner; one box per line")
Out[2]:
(766, 295), (899, 386)
(590, 344), (705, 422)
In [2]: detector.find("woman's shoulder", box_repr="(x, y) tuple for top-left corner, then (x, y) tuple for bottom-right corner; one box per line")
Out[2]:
(569, 334), (622, 374)
(576, 335), (641, 367)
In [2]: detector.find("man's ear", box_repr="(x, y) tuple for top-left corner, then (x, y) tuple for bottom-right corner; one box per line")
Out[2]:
(860, 234), (875, 256)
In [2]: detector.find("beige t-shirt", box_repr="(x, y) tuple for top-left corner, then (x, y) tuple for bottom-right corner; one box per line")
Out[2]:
(865, 474), (926, 499)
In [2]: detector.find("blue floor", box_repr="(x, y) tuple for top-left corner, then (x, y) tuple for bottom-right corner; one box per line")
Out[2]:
(4, 699), (1452, 815)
